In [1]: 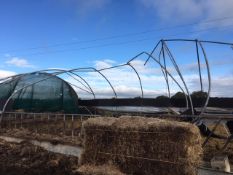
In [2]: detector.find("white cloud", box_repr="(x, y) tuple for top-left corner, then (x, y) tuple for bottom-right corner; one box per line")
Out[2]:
(5, 57), (34, 68)
(139, 0), (233, 28)
(94, 59), (116, 69)
(139, 0), (203, 22)
(0, 70), (16, 79)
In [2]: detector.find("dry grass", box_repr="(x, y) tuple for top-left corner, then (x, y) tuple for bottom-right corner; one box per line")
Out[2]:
(76, 164), (125, 175)
(81, 116), (202, 175)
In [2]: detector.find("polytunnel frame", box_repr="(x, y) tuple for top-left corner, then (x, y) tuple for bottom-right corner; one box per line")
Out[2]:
(0, 39), (233, 120)
(1, 72), (80, 117)
(146, 39), (228, 116)
(0, 67), (118, 115)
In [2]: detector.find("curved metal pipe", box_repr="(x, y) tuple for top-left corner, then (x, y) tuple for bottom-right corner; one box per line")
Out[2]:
(163, 41), (194, 114)
(164, 39), (233, 46)
(198, 41), (212, 115)
(151, 43), (171, 99)
(161, 44), (171, 98)
(196, 40), (203, 91)
(67, 81), (93, 95)
(69, 72), (96, 99)
(144, 40), (162, 65)
(145, 46), (189, 109)
(66, 72), (91, 92)
(60, 67), (118, 98)
(127, 62), (144, 98)
(95, 68), (117, 98)
(138, 52), (189, 107)
(66, 72), (95, 99)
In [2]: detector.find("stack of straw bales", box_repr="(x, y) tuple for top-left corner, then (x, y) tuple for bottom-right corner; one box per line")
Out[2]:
(80, 116), (202, 175)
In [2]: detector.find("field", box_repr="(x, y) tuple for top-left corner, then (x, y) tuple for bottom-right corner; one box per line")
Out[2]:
(0, 112), (232, 174)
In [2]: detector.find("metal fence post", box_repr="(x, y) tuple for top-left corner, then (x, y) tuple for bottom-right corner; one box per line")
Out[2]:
(20, 113), (23, 128)
(34, 113), (37, 133)
(47, 114), (50, 134)
(14, 113), (16, 129)
(71, 115), (74, 139)
(63, 114), (66, 135)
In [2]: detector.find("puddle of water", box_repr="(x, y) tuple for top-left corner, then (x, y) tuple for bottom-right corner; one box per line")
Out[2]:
(0, 136), (83, 158)
(31, 140), (83, 157)
(0, 136), (23, 143)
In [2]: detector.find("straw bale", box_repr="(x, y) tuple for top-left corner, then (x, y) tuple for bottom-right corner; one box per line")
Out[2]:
(81, 116), (202, 175)
(77, 164), (125, 175)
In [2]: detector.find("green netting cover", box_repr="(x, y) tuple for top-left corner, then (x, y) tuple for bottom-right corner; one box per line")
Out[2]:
(0, 73), (79, 113)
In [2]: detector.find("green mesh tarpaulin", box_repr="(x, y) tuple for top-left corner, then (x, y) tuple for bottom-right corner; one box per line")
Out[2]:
(0, 73), (79, 113)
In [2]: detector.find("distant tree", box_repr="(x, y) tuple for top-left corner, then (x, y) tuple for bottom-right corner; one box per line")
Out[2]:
(191, 91), (207, 107)
(170, 92), (187, 107)
(191, 91), (207, 99)
(155, 95), (170, 107)
(171, 92), (186, 99)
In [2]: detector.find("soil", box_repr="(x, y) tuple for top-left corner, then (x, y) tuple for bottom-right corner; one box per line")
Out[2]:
(0, 139), (79, 175)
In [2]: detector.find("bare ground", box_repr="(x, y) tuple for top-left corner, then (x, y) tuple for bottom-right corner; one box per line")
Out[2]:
(0, 139), (79, 175)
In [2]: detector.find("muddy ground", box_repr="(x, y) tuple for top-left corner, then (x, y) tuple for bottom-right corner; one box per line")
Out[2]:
(0, 139), (79, 175)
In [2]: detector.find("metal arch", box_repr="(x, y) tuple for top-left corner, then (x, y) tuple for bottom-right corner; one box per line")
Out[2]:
(164, 39), (233, 46)
(65, 72), (95, 99)
(121, 51), (189, 104)
(142, 51), (189, 106)
(61, 67), (118, 98)
(38, 69), (96, 99)
(68, 72), (96, 99)
(94, 68), (117, 98)
(161, 44), (171, 98)
(198, 41), (212, 115)
(162, 39), (216, 115)
(147, 41), (172, 99)
(162, 41), (194, 115)
(67, 81), (93, 95)
(144, 40), (162, 65)
(196, 40), (203, 91)
(98, 64), (127, 71)
(66, 72), (91, 92)
(126, 62), (144, 98)
(127, 51), (189, 106)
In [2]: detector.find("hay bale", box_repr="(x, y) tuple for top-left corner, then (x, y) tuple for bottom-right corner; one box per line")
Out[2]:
(81, 116), (202, 175)
(76, 164), (125, 175)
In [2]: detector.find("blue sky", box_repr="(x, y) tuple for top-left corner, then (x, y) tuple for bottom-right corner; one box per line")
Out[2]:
(1, 0), (233, 98)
